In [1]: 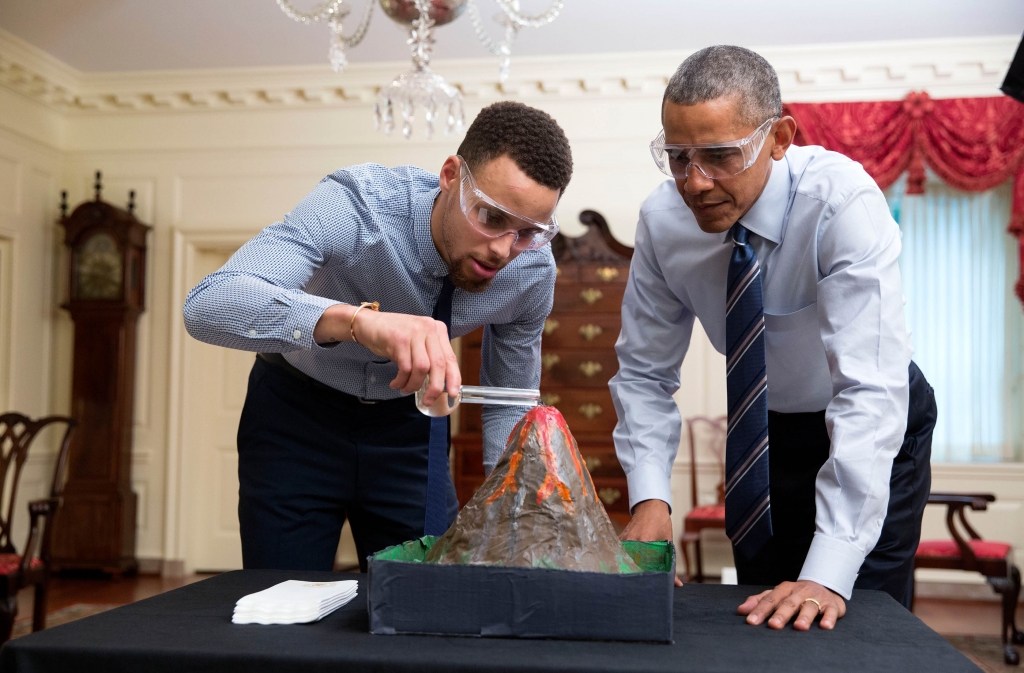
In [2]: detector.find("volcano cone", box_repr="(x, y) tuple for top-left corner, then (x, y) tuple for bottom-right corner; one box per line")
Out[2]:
(425, 406), (640, 573)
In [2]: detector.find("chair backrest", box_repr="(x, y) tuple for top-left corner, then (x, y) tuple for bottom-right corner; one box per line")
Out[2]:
(0, 413), (76, 554)
(686, 416), (727, 510)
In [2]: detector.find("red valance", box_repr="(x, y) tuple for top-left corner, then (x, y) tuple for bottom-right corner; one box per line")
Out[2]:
(784, 93), (1024, 306)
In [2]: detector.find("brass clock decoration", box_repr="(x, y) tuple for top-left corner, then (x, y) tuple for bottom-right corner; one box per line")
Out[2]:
(51, 171), (149, 575)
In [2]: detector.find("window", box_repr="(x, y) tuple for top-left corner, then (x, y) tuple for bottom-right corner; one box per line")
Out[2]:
(887, 177), (1024, 462)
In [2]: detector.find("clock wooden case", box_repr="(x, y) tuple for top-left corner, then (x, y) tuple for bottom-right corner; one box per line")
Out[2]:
(51, 174), (148, 575)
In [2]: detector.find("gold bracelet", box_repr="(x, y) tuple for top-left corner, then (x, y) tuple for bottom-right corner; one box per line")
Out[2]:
(349, 301), (379, 345)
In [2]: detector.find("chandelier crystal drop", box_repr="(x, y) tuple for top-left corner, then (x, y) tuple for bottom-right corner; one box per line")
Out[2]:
(277, 0), (565, 138)
(277, 0), (375, 73)
(374, 0), (464, 139)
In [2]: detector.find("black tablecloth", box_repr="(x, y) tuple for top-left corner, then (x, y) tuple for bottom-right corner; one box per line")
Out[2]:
(0, 570), (977, 673)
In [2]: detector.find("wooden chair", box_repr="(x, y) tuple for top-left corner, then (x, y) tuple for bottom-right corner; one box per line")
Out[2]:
(0, 413), (76, 643)
(914, 492), (1024, 665)
(679, 416), (727, 582)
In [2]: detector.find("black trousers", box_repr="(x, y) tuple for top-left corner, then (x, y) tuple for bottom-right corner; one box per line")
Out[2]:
(236, 356), (458, 572)
(733, 362), (937, 608)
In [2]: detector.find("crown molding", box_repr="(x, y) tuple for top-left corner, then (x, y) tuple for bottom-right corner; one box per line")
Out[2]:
(0, 28), (1018, 115)
(0, 27), (80, 107)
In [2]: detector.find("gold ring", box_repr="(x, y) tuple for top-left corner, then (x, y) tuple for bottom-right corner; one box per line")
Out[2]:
(802, 597), (823, 614)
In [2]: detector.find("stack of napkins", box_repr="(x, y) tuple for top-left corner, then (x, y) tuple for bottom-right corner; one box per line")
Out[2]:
(232, 580), (358, 625)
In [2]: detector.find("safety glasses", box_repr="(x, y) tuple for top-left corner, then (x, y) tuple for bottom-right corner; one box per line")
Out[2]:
(650, 117), (778, 181)
(457, 156), (559, 252)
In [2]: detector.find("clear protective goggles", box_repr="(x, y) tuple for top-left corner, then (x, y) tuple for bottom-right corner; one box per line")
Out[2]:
(457, 155), (559, 252)
(650, 117), (779, 180)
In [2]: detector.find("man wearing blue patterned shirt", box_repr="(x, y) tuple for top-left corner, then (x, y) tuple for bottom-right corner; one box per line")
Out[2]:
(184, 102), (573, 571)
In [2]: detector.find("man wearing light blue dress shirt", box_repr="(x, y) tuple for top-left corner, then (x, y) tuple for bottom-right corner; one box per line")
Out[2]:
(184, 102), (572, 572)
(612, 46), (936, 630)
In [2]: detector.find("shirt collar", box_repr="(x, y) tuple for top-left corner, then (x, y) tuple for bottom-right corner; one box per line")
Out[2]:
(733, 155), (792, 245)
(414, 186), (450, 278)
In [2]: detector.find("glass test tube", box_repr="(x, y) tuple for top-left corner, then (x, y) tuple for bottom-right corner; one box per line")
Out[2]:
(415, 380), (541, 417)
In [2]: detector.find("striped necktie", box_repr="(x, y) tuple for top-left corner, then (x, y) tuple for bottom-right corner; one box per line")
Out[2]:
(724, 223), (773, 559)
(423, 276), (456, 536)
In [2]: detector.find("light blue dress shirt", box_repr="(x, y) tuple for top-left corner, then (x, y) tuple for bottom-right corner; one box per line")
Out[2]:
(183, 163), (555, 471)
(609, 145), (912, 598)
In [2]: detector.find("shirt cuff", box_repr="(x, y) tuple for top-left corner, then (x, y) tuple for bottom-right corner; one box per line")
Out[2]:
(797, 533), (867, 600)
(624, 462), (674, 514)
(284, 295), (342, 350)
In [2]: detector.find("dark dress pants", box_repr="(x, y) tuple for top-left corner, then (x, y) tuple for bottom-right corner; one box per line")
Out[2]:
(236, 356), (458, 572)
(733, 362), (937, 608)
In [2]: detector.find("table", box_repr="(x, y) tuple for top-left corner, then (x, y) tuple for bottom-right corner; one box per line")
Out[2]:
(0, 570), (978, 673)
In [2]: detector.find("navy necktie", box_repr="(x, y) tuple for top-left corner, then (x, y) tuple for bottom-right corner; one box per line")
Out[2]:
(423, 276), (456, 536)
(725, 224), (773, 559)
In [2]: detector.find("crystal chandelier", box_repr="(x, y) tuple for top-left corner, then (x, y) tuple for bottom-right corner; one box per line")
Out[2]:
(276, 0), (565, 138)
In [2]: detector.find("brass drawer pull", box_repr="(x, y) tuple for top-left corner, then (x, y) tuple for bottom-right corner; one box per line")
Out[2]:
(578, 403), (602, 420)
(578, 324), (603, 341)
(541, 393), (561, 406)
(595, 267), (620, 283)
(578, 361), (603, 377)
(544, 318), (560, 335)
(542, 354), (561, 370)
(579, 288), (603, 305)
(598, 488), (622, 506)
(584, 456), (602, 472)
(556, 266), (562, 277)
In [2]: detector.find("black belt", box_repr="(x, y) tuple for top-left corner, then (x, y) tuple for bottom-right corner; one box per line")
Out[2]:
(255, 352), (381, 403)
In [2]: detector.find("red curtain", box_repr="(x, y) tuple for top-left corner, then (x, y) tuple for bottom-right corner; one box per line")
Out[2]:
(784, 93), (1024, 306)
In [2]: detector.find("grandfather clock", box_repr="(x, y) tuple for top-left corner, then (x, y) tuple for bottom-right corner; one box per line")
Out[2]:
(51, 172), (148, 575)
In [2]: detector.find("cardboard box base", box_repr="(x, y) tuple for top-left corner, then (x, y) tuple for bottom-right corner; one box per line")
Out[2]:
(368, 537), (674, 643)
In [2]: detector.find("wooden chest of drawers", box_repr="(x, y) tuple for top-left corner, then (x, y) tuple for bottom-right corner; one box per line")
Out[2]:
(451, 210), (634, 529)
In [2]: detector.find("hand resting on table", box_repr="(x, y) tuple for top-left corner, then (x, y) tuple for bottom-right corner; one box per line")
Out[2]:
(738, 580), (847, 631)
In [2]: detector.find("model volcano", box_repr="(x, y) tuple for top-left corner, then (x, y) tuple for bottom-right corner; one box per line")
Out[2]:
(425, 406), (640, 573)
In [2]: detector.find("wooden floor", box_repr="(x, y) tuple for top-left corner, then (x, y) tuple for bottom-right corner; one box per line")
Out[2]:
(14, 573), (212, 619)
(10, 573), (1017, 638)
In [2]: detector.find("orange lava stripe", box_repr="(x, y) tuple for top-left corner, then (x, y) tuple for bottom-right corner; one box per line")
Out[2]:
(486, 423), (528, 504)
(486, 449), (521, 504)
(534, 411), (574, 510)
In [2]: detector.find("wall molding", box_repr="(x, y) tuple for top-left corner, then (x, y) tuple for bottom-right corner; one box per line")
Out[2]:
(931, 461), (1024, 482)
(1, 28), (1017, 118)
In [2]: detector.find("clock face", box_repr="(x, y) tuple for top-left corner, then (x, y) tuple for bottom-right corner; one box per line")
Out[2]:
(75, 232), (122, 300)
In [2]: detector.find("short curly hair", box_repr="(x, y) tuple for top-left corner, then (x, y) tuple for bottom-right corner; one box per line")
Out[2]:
(457, 101), (573, 193)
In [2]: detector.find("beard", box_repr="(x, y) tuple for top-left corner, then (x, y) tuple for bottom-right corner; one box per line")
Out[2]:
(441, 198), (495, 293)
(449, 256), (493, 293)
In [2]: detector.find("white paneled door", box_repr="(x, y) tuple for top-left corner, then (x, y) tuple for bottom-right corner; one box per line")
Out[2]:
(181, 247), (249, 572)
(178, 244), (359, 572)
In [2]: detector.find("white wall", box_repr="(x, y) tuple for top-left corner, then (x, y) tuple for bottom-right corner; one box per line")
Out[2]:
(0, 29), (1020, 584)
(0, 80), (65, 545)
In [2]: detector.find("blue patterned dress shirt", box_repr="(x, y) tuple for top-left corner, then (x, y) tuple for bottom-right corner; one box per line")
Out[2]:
(183, 163), (556, 472)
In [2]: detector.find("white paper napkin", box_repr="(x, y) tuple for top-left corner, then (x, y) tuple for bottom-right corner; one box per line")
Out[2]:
(232, 580), (358, 625)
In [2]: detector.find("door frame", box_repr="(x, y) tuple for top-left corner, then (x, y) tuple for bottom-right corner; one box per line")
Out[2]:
(0, 228), (15, 412)
(165, 229), (255, 575)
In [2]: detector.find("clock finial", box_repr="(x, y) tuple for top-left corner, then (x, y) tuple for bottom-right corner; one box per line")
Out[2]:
(127, 190), (136, 215)
(60, 190), (68, 218)
(94, 171), (102, 201)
